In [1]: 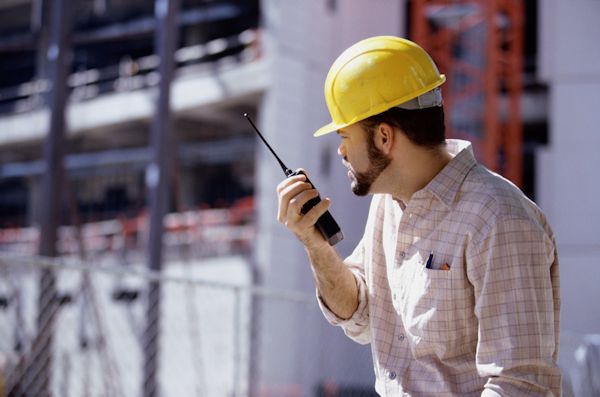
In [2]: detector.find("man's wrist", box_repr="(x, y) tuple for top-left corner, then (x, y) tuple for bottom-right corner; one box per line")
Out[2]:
(298, 227), (326, 248)
(303, 237), (331, 257)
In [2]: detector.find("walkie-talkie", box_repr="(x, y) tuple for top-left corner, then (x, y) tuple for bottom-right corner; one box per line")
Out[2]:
(244, 113), (344, 246)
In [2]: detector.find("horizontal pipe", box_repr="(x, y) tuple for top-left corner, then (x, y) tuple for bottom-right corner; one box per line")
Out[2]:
(0, 136), (255, 178)
(0, 3), (242, 53)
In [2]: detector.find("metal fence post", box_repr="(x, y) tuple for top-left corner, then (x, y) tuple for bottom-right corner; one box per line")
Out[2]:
(26, 0), (72, 396)
(248, 256), (263, 397)
(143, 0), (180, 396)
(233, 287), (242, 397)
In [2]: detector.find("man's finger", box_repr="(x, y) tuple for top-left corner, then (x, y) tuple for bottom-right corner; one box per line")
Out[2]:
(298, 197), (331, 228)
(277, 181), (312, 223)
(276, 174), (306, 194)
(288, 189), (320, 217)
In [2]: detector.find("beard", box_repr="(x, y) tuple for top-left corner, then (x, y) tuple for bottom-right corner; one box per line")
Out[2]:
(348, 135), (392, 196)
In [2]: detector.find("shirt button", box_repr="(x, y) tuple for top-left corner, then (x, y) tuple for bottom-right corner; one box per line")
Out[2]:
(398, 334), (405, 342)
(398, 251), (405, 258)
(388, 371), (397, 380)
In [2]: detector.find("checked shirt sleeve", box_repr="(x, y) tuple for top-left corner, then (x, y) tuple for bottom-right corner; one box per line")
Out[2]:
(317, 238), (371, 345)
(467, 216), (561, 396)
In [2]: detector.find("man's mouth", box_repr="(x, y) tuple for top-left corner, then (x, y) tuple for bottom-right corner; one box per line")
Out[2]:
(347, 169), (354, 181)
(342, 162), (355, 180)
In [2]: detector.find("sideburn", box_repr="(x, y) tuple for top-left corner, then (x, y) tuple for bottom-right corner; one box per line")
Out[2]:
(351, 126), (392, 196)
(366, 128), (392, 171)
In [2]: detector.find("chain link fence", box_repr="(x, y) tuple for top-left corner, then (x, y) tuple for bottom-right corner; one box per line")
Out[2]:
(0, 253), (247, 397)
(0, 251), (354, 397)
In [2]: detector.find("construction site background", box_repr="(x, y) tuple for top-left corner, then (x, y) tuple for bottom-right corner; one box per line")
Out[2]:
(0, 1), (599, 396)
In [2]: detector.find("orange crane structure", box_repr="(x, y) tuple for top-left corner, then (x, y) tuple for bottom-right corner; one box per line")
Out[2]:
(411, 0), (524, 186)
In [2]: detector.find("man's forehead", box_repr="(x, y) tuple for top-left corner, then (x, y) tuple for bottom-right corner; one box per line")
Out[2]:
(337, 124), (367, 135)
(338, 124), (360, 133)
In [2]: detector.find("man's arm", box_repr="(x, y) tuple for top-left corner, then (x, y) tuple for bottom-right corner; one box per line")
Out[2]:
(276, 172), (358, 319)
(467, 217), (562, 396)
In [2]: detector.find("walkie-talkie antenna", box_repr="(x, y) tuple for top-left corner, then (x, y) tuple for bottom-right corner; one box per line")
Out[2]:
(244, 113), (344, 245)
(244, 113), (292, 176)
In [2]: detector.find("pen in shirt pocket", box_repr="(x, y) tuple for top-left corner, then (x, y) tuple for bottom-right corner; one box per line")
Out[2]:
(425, 252), (434, 269)
(425, 251), (451, 270)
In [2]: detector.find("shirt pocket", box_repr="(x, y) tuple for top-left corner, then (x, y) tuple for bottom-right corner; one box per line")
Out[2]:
(398, 250), (455, 347)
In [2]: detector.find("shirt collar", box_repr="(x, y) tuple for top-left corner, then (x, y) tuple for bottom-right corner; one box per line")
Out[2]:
(423, 139), (477, 208)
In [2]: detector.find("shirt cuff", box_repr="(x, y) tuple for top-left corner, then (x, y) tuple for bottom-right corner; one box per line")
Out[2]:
(316, 268), (369, 328)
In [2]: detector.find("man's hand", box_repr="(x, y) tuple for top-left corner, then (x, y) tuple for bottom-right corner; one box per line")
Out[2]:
(276, 170), (331, 248)
(276, 169), (359, 321)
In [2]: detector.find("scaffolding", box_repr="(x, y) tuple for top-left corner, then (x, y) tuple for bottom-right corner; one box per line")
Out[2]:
(411, 0), (524, 186)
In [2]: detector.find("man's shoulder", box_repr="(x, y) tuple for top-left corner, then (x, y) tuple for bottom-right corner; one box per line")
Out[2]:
(457, 164), (549, 232)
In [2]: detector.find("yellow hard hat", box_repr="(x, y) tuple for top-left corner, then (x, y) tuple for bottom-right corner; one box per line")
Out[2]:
(314, 36), (446, 137)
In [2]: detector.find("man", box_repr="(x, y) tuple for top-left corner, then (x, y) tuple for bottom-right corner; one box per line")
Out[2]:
(276, 36), (561, 396)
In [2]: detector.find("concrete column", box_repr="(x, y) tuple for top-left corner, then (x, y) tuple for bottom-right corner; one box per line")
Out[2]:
(536, 0), (600, 334)
(256, 0), (405, 393)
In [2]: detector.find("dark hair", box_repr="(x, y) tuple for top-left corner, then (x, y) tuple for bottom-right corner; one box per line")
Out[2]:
(360, 106), (446, 148)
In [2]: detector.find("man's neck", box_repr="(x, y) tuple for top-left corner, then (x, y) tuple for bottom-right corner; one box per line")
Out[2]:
(389, 145), (452, 204)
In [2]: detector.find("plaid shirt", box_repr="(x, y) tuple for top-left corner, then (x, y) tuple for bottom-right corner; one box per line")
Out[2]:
(318, 140), (561, 396)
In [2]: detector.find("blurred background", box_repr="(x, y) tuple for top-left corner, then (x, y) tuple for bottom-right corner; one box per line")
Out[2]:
(0, 0), (598, 396)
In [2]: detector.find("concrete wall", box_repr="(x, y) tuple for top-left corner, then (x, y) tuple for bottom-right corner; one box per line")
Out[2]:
(537, 0), (600, 336)
(256, 0), (405, 392)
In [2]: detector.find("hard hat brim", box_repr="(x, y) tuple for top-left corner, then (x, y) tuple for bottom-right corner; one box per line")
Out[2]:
(314, 121), (340, 137)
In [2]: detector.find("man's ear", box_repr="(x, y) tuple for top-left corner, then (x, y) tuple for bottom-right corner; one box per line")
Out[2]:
(375, 123), (395, 154)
